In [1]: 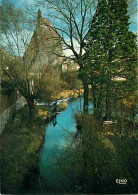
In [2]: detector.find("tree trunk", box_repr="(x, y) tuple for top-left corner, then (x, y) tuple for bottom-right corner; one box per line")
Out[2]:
(83, 81), (89, 113)
(105, 96), (110, 120)
(105, 83), (111, 120)
(92, 85), (99, 117)
(92, 85), (97, 109)
(92, 83), (103, 119)
(79, 67), (89, 113)
(27, 98), (35, 121)
(96, 83), (103, 119)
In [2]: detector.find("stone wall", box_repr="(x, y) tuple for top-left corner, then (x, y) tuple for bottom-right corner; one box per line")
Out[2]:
(0, 97), (25, 135)
(0, 89), (17, 115)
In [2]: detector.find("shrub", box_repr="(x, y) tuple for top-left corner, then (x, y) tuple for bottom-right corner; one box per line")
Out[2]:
(55, 114), (137, 194)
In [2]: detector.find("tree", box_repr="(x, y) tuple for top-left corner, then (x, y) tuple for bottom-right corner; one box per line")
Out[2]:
(34, 0), (98, 112)
(39, 65), (63, 103)
(85, 0), (137, 119)
(61, 70), (80, 90)
(0, 3), (46, 120)
(56, 114), (137, 193)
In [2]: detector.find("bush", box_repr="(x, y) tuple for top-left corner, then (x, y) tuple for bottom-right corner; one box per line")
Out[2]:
(55, 114), (137, 194)
(61, 70), (81, 90)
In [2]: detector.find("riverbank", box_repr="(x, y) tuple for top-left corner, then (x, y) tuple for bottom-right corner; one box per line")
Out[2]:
(54, 113), (137, 194)
(39, 97), (94, 193)
(52, 89), (84, 100)
(0, 89), (83, 194)
(0, 105), (49, 194)
(0, 95), (71, 194)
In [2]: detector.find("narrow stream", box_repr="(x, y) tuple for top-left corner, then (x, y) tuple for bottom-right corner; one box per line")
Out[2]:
(40, 97), (93, 193)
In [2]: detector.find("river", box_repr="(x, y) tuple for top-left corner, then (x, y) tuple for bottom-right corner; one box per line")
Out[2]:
(40, 97), (93, 193)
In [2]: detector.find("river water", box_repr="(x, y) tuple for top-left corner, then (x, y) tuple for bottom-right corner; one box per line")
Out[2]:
(40, 97), (93, 193)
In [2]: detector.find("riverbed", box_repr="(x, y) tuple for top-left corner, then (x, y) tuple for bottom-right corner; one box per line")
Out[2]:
(40, 97), (93, 193)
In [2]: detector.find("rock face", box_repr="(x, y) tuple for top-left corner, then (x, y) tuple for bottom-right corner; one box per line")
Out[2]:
(24, 10), (63, 73)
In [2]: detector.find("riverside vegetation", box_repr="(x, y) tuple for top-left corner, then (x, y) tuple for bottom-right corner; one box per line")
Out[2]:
(0, 105), (46, 194)
(55, 114), (137, 194)
(0, 89), (80, 194)
(0, 0), (137, 194)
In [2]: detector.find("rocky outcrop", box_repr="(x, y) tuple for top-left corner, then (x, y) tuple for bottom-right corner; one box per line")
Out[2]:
(24, 10), (63, 73)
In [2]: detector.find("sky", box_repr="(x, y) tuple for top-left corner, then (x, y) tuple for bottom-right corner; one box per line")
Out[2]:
(4, 0), (137, 32)
(0, 0), (137, 57)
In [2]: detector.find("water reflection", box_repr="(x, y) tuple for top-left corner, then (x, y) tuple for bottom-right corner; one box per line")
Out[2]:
(53, 115), (57, 127)
(40, 97), (93, 192)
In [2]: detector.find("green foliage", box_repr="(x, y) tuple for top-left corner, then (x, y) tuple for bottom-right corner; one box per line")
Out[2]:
(0, 106), (46, 194)
(61, 70), (81, 90)
(84, 0), (137, 119)
(56, 114), (137, 193)
(1, 80), (15, 95)
(39, 66), (63, 102)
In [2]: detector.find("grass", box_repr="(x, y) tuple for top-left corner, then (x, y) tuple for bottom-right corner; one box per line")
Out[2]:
(0, 105), (47, 194)
(0, 92), (79, 194)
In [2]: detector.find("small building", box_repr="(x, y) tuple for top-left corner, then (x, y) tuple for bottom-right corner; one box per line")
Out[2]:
(62, 58), (79, 71)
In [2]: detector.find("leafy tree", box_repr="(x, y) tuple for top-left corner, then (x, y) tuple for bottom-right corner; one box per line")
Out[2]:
(61, 70), (80, 90)
(56, 114), (137, 193)
(39, 66), (63, 103)
(85, 0), (137, 119)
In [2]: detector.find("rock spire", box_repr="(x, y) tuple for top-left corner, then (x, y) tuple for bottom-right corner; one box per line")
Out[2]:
(24, 12), (63, 73)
